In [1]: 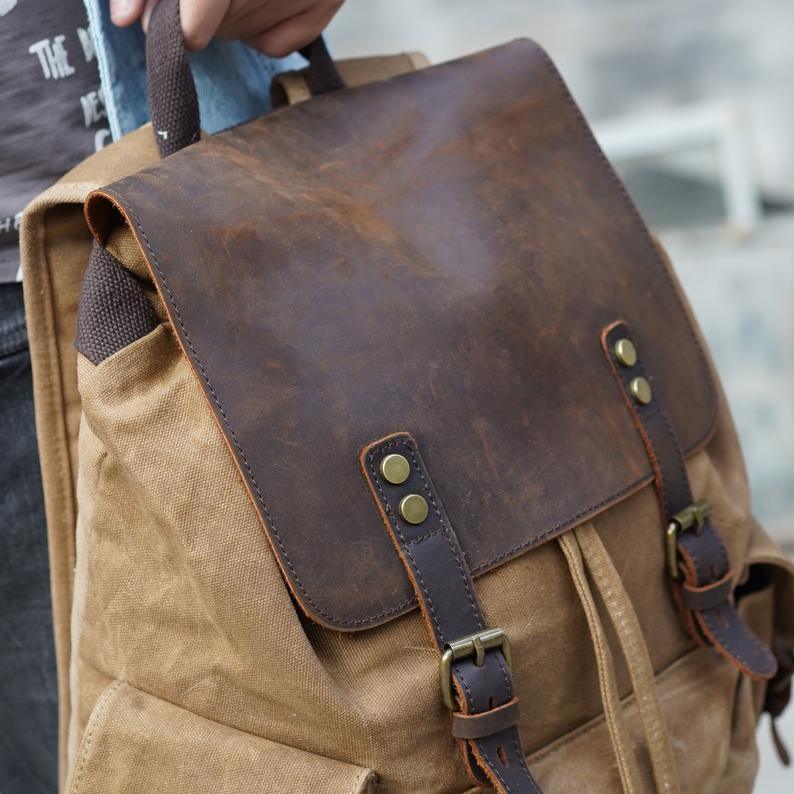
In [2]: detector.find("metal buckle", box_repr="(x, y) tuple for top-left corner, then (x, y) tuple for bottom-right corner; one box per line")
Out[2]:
(439, 628), (512, 711)
(665, 499), (712, 580)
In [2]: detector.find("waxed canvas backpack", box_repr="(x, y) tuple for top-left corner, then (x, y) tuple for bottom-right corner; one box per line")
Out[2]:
(21, 1), (794, 791)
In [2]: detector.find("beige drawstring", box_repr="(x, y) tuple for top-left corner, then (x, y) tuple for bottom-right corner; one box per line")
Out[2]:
(573, 523), (680, 794)
(559, 532), (643, 794)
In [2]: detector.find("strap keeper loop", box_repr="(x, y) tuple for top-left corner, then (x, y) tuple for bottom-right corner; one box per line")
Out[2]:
(680, 570), (734, 611)
(451, 697), (521, 740)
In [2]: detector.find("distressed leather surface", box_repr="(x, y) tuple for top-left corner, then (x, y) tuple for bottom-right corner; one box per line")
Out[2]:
(87, 39), (717, 631)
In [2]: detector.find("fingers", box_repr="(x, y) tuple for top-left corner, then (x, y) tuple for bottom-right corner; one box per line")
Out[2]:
(140, 0), (161, 32)
(177, 0), (232, 50)
(110, 0), (148, 26)
(216, 0), (316, 43)
(139, 0), (231, 49)
(245, 0), (344, 58)
(112, 0), (344, 55)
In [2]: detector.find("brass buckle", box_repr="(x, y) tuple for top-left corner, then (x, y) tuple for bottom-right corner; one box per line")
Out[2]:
(439, 628), (512, 711)
(665, 500), (712, 581)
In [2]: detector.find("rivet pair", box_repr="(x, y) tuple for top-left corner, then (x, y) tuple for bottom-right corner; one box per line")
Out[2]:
(380, 453), (429, 525)
(613, 336), (652, 406)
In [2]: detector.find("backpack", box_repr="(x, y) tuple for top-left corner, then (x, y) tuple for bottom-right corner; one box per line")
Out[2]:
(20, 1), (794, 791)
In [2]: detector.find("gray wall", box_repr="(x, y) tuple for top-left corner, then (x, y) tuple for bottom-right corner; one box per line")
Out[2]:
(329, 0), (794, 198)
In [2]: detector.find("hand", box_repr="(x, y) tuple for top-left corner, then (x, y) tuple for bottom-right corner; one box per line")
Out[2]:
(110, 0), (345, 57)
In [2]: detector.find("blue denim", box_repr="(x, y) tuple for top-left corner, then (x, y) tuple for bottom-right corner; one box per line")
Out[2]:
(0, 284), (58, 794)
(84, 0), (304, 139)
(1, 10), (306, 792)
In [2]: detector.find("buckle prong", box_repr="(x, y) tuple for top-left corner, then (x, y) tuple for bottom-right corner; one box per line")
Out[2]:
(665, 499), (712, 580)
(439, 628), (511, 711)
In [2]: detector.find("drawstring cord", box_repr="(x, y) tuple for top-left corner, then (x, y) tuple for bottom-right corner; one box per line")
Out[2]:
(559, 522), (681, 794)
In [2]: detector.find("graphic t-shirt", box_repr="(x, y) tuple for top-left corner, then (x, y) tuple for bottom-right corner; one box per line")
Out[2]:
(0, 0), (108, 281)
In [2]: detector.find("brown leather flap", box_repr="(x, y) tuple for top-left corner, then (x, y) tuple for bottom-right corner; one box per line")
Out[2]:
(87, 40), (717, 631)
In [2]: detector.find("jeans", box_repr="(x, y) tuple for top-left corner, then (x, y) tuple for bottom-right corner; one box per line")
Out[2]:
(0, 283), (58, 793)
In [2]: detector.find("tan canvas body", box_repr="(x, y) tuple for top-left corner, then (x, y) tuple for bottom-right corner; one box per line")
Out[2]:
(21, 45), (794, 793)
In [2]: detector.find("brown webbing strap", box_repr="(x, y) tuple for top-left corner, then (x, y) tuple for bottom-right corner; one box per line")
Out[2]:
(145, 0), (345, 159)
(146, 0), (200, 158)
(360, 432), (542, 793)
(75, 243), (159, 366)
(297, 36), (345, 95)
(600, 320), (776, 681)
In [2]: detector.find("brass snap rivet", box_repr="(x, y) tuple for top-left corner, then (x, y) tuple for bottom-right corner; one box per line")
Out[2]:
(380, 453), (410, 485)
(630, 376), (653, 405)
(399, 494), (429, 525)
(614, 338), (638, 368)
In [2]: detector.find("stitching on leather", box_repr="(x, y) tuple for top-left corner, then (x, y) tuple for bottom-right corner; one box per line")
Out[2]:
(702, 606), (773, 673)
(475, 737), (540, 793)
(478, 748), (510, 791)
(607, 324), (676, 517)
(535, 45), (718, 452)
(494, 654), (514, 701)
(657, 409), (693, 505)
(470, 473), (649, 575)
(113, 194), (413, 627)
(478, 657), (538, 781)
(402, 441), (484, 632)
(453, 664), (477, 712)
(509, 725), (535, 780)
(366, 441), (445, 642)
(405, 528), (442, 546)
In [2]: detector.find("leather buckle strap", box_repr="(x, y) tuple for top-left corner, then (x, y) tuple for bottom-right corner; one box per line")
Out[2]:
(440, 629), (513, 711)
(360, 433), (542, 793)
(665, 500), (712, 581)
(601, 321), (776, 681)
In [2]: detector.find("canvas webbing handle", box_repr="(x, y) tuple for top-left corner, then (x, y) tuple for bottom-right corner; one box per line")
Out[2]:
(145, 0), (345, 158)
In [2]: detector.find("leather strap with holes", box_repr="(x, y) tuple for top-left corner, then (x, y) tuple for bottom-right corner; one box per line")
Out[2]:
(360, 432), (541, 793)
(601, 320), (776, 680)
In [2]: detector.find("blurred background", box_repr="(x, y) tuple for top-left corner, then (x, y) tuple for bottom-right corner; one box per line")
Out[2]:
(328, 1), (793, 788)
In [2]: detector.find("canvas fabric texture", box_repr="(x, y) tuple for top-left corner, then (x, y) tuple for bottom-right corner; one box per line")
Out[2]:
(64, 309), (792, 791)
(20, 54), (794, 794)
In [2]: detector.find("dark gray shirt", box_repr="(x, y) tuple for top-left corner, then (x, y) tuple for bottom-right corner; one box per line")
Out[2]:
(0, 0), (108, 282)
